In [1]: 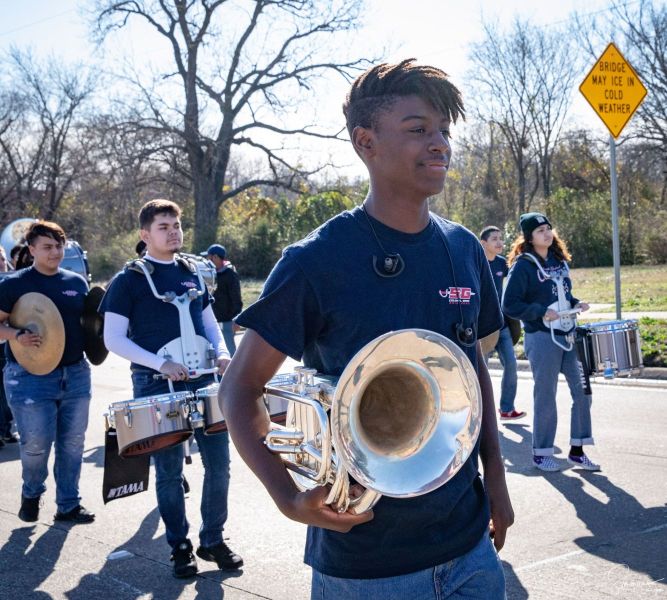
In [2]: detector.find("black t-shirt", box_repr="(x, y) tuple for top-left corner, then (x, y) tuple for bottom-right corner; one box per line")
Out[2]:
(237, 207), (503, 579)
(99, 259), (210, 370)
(488, 255), (508, 302)
(0, 267), (89, 367)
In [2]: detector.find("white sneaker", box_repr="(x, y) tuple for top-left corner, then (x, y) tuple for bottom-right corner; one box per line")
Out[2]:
(533, 455), (560, 472)
(567, 453), (601, 471)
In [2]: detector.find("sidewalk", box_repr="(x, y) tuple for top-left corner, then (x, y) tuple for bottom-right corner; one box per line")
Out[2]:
(582, 303), (667, 320)
(488, 358), (667, 386)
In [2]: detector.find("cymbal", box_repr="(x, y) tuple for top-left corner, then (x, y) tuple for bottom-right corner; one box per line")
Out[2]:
(479, 329), (500, 356)
(9, 292), (65, 375)
(81, 285), (108, 366)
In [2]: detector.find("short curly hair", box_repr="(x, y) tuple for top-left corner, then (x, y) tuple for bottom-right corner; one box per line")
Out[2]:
(342, 58), (465, 138)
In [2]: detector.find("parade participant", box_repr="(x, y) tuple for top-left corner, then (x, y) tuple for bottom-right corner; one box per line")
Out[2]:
(503, 212), (599, 473)
(0, 221), (94, 523)
(100, 199), (242, 579)
(220, 59), (513, 599)
(479, 226), (524, 421)
(201, 244), (242, 357)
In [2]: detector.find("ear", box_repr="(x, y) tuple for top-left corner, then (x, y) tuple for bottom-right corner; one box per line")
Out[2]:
(352, 126), (375, 159)
(139, 228), (150, 243)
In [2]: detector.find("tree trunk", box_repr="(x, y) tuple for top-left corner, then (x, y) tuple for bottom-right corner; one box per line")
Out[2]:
(192, 177), (221, 253)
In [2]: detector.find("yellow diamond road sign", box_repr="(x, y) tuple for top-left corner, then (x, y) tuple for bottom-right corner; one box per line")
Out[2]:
(579, 42), (647, 138)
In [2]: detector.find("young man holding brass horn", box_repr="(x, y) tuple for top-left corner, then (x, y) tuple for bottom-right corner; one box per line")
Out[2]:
(221, 60), (514, 598)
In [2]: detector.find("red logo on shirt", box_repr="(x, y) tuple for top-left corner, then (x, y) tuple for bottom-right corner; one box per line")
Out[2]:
(439, 287), (476, 304)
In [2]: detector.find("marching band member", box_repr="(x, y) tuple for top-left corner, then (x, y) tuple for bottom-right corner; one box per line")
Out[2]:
(221, 60), (513, 599)
(0, 221), (95, 523)
(100, 199), (242, 578)
(503, 212), (600, 472)
(479, 225), (524, 421)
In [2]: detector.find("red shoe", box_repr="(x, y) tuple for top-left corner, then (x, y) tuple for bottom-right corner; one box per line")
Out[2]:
(499, 409), (527, 421)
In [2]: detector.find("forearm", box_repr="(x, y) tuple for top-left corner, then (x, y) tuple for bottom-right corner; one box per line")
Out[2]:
(103, 312), (165, 371)
(221, 377), (300, 513)
(477, 347), (504, 473)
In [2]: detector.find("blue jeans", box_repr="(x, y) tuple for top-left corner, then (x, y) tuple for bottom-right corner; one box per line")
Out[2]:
(492, 326), (518, 413)
(524, 330), (594, 455)
(220, 321), (237, 357)
(3, 359), (91, 512)
(0, 355), (14, 437)
(311, 533), (505, 600)
(132, 370), (231, 550)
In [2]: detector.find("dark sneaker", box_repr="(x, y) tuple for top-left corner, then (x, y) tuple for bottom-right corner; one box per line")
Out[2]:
(54, 505), (95, 524)
(3, 432), (19, 443)
(19, 495), (41, 522)
(196, 541), (243, 570)
(568, 453), (601, 471)
(499, 409), (527, 421)
(171, 540), (198, 578)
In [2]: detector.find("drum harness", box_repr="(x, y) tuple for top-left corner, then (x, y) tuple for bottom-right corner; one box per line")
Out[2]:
(126, 255), (219, 406)
(520, 253), (581, 352)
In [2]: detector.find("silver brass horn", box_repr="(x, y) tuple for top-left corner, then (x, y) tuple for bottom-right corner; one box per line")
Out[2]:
(263, 329), (482, 514)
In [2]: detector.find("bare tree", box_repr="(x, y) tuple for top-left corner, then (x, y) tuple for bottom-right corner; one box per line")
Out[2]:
(466, 18), (578, 214)
(93, 0), (370, 249)
(0, 49), (96, 219)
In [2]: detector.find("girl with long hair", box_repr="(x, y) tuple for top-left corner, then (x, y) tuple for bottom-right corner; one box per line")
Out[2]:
(503, 213), (600, 472)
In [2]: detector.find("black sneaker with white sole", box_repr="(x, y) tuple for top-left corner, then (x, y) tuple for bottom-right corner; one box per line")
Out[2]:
(171, 540), (198, 578)
(54, 505), (95, 524)
(196, 541), (243, 570)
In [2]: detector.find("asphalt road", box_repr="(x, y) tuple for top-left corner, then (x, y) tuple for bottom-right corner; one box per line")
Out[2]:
(0, 351), (665, 600)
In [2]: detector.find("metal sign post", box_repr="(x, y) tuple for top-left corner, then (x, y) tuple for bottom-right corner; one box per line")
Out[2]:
(609, 135), (622, 320)
(579, 42), (647, 320)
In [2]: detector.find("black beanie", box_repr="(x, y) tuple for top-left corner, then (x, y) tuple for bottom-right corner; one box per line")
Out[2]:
(519, 212), (551, 238)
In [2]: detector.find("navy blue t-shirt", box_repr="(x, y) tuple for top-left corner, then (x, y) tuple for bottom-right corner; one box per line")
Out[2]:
(237, 207), (503, 579)
(503, 251), (580, 334)
(488, 255), (508, 302)
(99, 259), (211, 371)
(0, 267), (89, 367)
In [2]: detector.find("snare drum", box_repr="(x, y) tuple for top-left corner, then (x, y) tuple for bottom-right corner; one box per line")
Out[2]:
(108, 391), (193, 456)
(194, 381), (290, 434)
(577, 319), (643, 378)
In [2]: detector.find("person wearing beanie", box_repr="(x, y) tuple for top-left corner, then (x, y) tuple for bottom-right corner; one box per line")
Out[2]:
(502, 213), (600, 473)
(479, 226), (524, 421)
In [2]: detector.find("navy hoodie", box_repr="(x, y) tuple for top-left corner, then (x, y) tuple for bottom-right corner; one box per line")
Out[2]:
(502, 251), (579, 335)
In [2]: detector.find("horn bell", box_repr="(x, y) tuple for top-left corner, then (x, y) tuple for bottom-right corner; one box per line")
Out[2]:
(331, 329), (481, 498)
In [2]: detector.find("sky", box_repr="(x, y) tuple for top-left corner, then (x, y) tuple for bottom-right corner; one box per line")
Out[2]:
(0, 0), (653, 179)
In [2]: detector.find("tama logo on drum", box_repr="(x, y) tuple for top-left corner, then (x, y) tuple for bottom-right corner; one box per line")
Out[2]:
(439, 287), (475, 304)
(106, 481), (145, 499)
(181, 281), (198, 288)
(62, 290), (79, 297)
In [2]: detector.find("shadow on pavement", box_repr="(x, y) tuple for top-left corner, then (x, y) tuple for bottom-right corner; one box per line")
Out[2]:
(502, 559), (529, 600)
(498, 423), (667, 594)
(0, 524), (70, 598)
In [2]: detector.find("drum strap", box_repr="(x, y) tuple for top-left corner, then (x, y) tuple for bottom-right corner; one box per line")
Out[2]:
(126, 257), (211, 370)
(519, 253), (576, 350)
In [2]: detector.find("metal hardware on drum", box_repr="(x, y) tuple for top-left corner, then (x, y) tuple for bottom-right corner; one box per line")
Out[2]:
(576, 319), (643, 379)
(262, 329), (482, 515)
